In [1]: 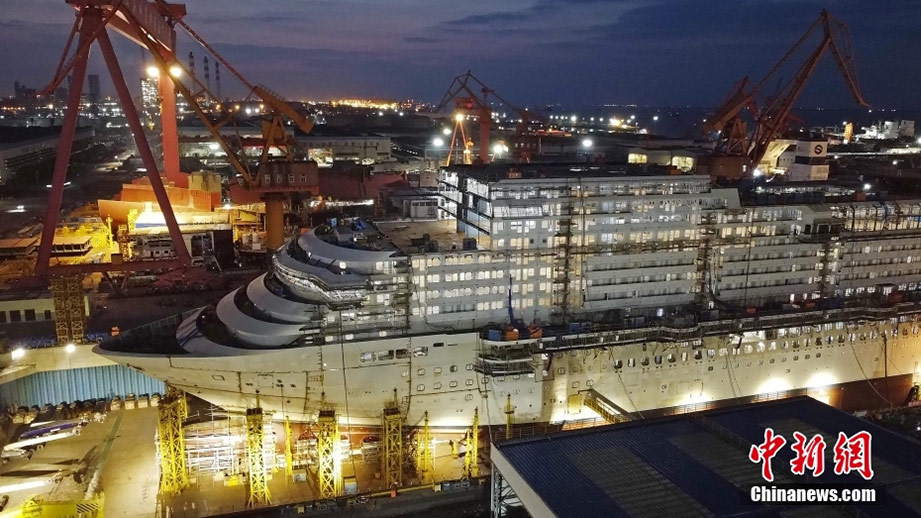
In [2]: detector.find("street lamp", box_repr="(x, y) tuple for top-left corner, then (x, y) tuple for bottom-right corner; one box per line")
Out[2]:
(582, 138), (593, 149)
(10, 347), (24, 360)
(442, 128), (451, 136)
(145, 65), (159, 78)
(433, 137), (444, 147)
(65, 343), (76, 354)
(168, 65), (182, 78)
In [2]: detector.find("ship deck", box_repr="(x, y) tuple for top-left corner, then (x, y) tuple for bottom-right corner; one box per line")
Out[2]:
(376, 219), (467, 254)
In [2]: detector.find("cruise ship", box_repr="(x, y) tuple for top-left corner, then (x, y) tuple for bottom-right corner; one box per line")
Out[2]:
(96, 164), (921, 427)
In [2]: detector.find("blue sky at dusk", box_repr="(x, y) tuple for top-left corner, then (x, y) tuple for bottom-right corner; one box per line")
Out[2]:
(1, 0), (919, 108)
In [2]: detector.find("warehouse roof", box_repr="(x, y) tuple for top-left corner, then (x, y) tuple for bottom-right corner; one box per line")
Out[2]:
(492, 396), (921, 517)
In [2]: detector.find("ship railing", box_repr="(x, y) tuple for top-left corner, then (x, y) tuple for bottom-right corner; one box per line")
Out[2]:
(480, 302), (921, 351)
(473, 354), (535, 376)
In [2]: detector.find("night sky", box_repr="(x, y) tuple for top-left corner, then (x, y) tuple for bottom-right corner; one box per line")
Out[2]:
(2, 0), (919, 109)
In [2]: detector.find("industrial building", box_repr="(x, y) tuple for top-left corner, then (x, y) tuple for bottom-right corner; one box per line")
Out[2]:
(0, 126), (95, 184)
(491, 396), (921, 517)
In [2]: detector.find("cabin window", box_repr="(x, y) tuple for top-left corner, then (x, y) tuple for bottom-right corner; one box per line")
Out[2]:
(466, 379), (474, 386)
(417, 384), (425, 391)
(450, 381), (458, 388)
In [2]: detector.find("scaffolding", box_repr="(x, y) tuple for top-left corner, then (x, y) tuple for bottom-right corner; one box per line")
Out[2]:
(157, 389), (189, 496)
(246, 407), (271, 507)
(284, 416), (294, 477)
(465, 407), (479, 478)
(317, 408), (342, 498)
(416, 411), (433, 484)
(50, 275), (85, 345)
(382, 391), (403, 489)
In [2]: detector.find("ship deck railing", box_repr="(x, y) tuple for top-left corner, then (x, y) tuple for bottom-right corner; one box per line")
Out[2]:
(480, 300), (921, 350)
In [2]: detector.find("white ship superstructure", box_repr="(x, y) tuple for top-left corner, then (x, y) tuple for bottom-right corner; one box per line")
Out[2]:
(97, 165), (921, 426)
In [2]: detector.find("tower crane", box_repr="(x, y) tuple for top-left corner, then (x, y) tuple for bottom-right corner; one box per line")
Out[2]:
(702, 9), (868, 179)
(432, 71), (545, 163)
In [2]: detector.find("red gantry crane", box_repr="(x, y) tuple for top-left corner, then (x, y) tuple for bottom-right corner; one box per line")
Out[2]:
(432, 71), (545, 163)
(702, 9), (868, 179)
(35, 0), (316, 345)
(40, 0), (317, 272)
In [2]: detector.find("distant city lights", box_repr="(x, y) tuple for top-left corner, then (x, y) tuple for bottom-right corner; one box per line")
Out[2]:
(864, 183), (872, 190)
(442, 128), (452, 136)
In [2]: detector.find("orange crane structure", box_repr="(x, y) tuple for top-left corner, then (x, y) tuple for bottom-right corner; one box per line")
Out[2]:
(33, 0), (316, 345)
(38, 0), (316, 274)
(432, 71), (545, 163)
(702, 9), (868, 179)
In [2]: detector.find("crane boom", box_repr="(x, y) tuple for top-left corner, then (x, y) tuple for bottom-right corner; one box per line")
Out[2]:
(706, 9), (868, 178)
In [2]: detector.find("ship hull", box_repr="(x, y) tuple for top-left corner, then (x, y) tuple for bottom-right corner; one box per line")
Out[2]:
(99, 314), (921, 427)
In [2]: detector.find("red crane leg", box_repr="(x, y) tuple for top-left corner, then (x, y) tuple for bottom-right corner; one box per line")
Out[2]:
(159, 71), (184, 187)
(35, 10), (100, 276)
(96, 27), (191, 266)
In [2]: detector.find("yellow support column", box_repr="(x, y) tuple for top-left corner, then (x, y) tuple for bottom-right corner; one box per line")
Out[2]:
(382, 390), (403, 489)
(416, 411), (433, 484)
(505, 394), (515, 440)
(317, 408), (342, 498)
(157, 389), (189, 496)
(464, 407), (479, 478)
(51, 275), (85, 345)
(246, 406), (271, 507)
(284, 416), (294, 477)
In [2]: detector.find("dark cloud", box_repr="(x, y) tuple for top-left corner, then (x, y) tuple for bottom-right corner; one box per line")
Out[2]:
(442, 11), (532, 27)
(404, 36), (441, 44)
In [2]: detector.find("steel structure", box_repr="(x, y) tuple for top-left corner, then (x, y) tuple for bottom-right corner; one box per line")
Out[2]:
(382, 392), (403, 488)
(246, 406), (271, 507)
(416, 411), (433, 484)
(703, 9), (868, 177)
(465, 407), (479, 478)
(316, 408), (342, 498)
(157, 388), (189, 496)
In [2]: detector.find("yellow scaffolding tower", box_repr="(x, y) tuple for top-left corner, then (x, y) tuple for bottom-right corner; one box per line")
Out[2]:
(317, 408), (342, 498)
(246, 406), (271, 507)
(416, 411), (433, 484)
(157, 389), (189, 496)
(505, 394), (515, 440)
(382, 390), (403, 489)
(50, 275), (85, 345)
(284, 416), (294, 477)
(464, 407), (479, 478)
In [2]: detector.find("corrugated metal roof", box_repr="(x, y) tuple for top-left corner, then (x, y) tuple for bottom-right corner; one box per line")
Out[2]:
(0, 365), (165, 408)
(494, 397), (921, 517)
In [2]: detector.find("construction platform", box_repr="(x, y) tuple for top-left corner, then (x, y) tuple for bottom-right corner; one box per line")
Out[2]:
(491, 396), (921, 518)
